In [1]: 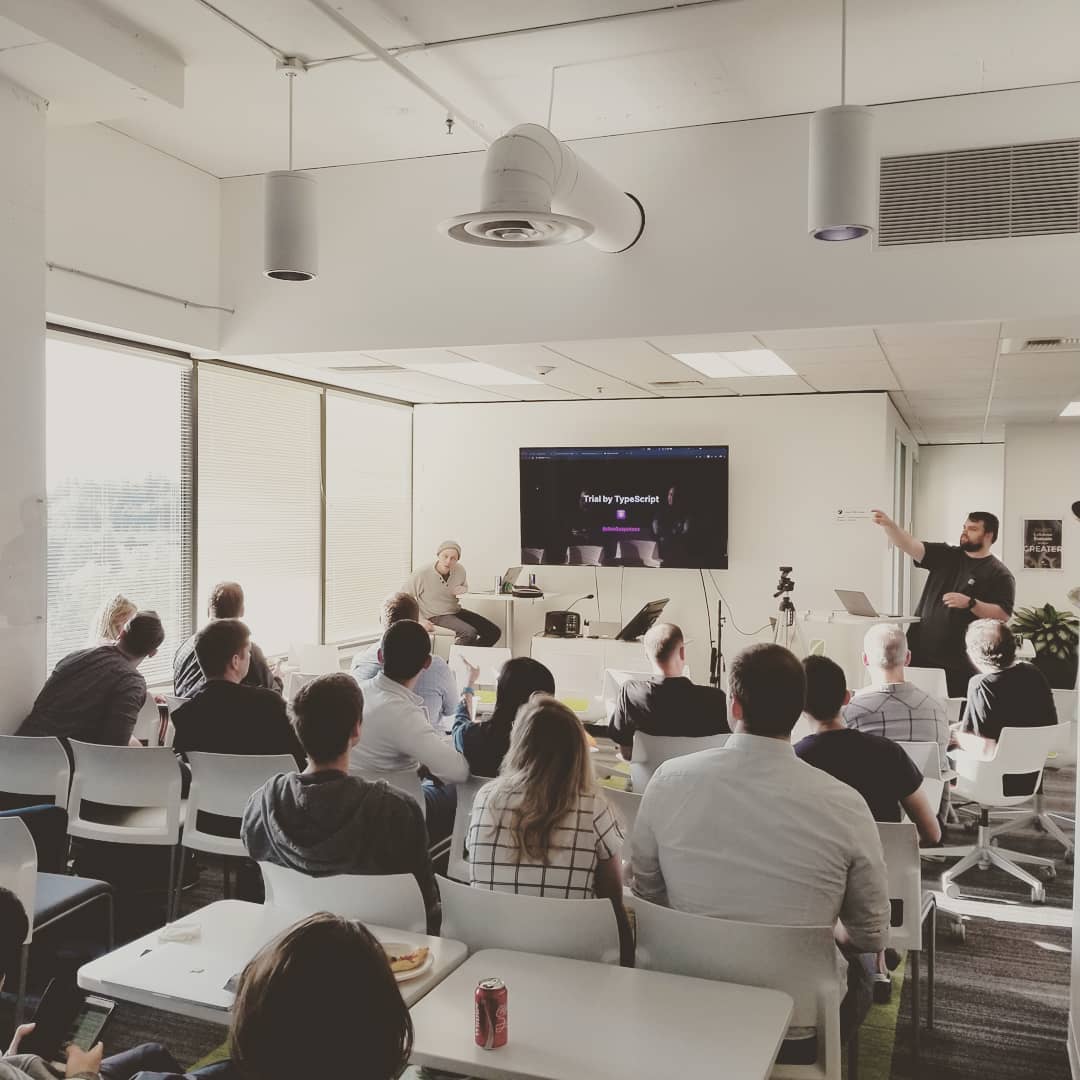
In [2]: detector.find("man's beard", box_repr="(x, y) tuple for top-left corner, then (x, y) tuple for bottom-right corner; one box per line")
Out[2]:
(959, 539), (980, 552)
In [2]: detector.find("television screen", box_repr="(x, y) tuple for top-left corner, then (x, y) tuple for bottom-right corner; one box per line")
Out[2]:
(519, 445), (729, 569)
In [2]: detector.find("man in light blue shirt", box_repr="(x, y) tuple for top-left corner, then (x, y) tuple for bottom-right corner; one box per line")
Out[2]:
(351, 592), (457, 730)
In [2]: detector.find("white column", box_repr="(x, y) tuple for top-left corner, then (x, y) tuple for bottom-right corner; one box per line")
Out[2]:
(0, 76), (46, 732)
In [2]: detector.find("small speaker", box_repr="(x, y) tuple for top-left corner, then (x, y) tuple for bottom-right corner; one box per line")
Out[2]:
(544, 611), (581, 638)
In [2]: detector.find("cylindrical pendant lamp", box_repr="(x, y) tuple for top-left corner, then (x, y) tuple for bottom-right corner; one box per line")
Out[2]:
(808, 105), (875, 241)
(264, 170), (318, 281)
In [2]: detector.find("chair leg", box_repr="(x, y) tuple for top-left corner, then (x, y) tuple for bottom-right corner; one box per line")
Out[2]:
(909, 948), (920, 1068)
(985, 847), (1047, 902)
(1036, 813), (1073, 855)
(927, 901), (936, 1030)
(166, 844), (178, 922)
(13, 943), (28, 1026)
(847, 1027), (859, 1080)
(223, 855), (232, 900)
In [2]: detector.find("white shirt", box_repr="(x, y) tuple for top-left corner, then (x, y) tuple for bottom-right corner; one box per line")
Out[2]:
(631, 732), (889, 954)
(351, 672), (469, 783)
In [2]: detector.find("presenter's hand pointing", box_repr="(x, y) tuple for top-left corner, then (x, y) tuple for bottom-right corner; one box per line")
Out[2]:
(870, 510), (895, 528)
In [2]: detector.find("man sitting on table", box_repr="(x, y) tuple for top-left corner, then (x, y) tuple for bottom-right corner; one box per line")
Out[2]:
(353, 620), (470, 844)
(350, 591), (458, 730)
(844, 623), (950, 772)
(954, 620), (1057, 758)
(404, 540), (500, 647)
(608, 622), (728, 760)
(631, 643), (889, 1044)
(242, 673), (439, 932)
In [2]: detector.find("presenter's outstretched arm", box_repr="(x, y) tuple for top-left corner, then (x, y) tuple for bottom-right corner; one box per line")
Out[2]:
(871, 509), (925, 563)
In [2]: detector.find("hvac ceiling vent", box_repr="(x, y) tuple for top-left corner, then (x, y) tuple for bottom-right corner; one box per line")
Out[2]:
(878, 138), (1080, 247)
(998, 337), (1080, 354)
(650, 379), (704, 388)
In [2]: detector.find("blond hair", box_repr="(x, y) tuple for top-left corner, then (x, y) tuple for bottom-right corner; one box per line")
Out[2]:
(89, 593), (136, 645)
(485, 696), (596, 862)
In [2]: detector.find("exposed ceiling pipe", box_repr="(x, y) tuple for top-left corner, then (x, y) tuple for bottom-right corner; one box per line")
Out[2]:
(440, 123), (644, 252)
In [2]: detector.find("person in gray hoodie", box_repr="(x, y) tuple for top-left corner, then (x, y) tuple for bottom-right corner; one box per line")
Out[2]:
(241, 673), (439, 932)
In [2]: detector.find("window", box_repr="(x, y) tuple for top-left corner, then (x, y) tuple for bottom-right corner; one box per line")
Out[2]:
(324, 392), (412, 642)
(197, 366), (321, 656)
(46, 335), (193, 684)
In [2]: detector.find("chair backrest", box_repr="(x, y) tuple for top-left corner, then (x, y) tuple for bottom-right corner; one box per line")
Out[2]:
(67, 741), (183, 844)
(349, 766), (425, 818)
(602, 786), (642, 839)
(896, 740), (941, 780)
(618, 540), (661, 567)
(904, 666), (949, 700)
(0, 818), (37, 944)
(449, 645), (512, 688)
(436, 875), (621, 963)
(290, 643), (340, 676)
(630, 732), (728, 791)
(447, 775), (493, 883)
(634, 899), (840, 1077)
(259, 863), (427, 933)
(876, 822), (922, 951)
(954, 724), (1059, 806)
(600, 668), (652, 721)
(186, 752), (298, 819)
(568, 545), (604, 566)
(1052, 688), (1078, 724)
(0, 735), (69, 806)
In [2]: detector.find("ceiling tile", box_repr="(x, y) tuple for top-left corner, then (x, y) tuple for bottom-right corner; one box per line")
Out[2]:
(1000, 319), (1080, 342)
(875, 322), (1001, 345)
(779, 346), (887, 369)
(648, 332), (763, 355)
(710, 375), (815, 395)
(756, 327), (879, 350)
(551, 339), (693, 387)
(799, 362), (899, 392)
(881, 342), (998, 365)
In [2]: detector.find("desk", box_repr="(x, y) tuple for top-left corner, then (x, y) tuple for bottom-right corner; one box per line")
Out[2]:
(797, 612), (920, 690)
(530, 636), (650, 717)
(77, 900), (468, 1025)
(461, 593), (565, 656)
(409, 948), (793, 1080)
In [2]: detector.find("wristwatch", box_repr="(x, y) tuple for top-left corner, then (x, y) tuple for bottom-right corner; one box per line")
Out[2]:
(461, 686), (475, 697)
(967, 596), (977, 610)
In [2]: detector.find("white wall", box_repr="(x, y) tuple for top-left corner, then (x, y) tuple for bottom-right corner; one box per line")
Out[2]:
(413, 392), (896, 678)
(1003, 423), (1080, 613)
(0, 77), (47, 733)
(912, 443), (1005, 602)
(221, 82), (1080, 356)
(46, 124), (222, 351)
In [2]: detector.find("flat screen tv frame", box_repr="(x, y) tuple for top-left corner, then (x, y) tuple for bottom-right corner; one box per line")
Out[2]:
(519, 444), (729, 570)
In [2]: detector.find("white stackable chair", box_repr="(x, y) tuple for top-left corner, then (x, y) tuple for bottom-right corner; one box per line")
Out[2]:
(448, 645), (512, 689)
(902, 667), (950, 700)
(1046, 689), (1078, 771)
(895, 741), (946, 820)
(259, 863), (427, 933)
(178, 752), (299, 915)
(436, 874), (622, 964)
(568, 544), (604, 566)
(66, 741), (184, 919)
(289, 643), (340, 676)
(938, 725), (1060, 902)
(446, 775), (493, 883)
(602, 786), (643, 839)
(0, 735), (70, 806)
(617, 539), (662, 567)
(349, 765), (425, 818)
(0, 818), (37, 1023)
(629, 732), (728, 792)
(600, 668), (652, 722)
(634, 900), (845, 1080)
(877, 822), (936, 1068)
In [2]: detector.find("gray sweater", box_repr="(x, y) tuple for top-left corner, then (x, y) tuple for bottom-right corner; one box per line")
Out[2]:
(405, 563), (468, 618)
(241, 770), (439, 931)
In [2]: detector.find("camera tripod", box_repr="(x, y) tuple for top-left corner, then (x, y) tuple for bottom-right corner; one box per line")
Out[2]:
(771, 565), (806, 653)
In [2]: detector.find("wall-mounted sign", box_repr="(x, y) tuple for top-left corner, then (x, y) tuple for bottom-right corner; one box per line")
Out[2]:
(1023, 518), (1063, 570)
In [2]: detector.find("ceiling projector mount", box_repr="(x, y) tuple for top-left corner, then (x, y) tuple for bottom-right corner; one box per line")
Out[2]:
(440, 124), (645, 252)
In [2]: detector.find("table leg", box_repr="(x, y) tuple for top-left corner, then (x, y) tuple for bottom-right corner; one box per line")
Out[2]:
(910, 948), (920, 1067)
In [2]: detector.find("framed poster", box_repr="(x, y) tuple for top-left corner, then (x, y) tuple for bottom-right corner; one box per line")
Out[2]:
(1023, 518), (1063, 570)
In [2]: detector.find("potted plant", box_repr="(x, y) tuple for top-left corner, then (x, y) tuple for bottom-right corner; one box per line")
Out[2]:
(1010, 603), (1079, 689)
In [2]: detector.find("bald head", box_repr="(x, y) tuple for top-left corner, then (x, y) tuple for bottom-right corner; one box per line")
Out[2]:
(645, 622), (685, 675)
(862, 623), (910, 680)
(966, 618), (1016, 672)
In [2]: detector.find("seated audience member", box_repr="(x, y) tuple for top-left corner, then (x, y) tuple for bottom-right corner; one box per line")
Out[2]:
(468, 696), (631, 957)
(957, 619), (1058, 756)
(845, 623), (950, 770)
(118, 914), (413, 1080)
(452, 657), (555, 778)
(87, 593), (136, 646)
(171, 619), (304, 767)
(174, 581), (281, 698)
(351, 591), (458, 729)
(405, 540), (500, 646)
(18, 612), (165, 746)
(0, 886), (183, 1080)
(632, 643), (890, 1041)
(608, 622), (728, 759)
(797, 656), (940, 845)
(242, 674), (438, 932)
(353, 620), (469, 843)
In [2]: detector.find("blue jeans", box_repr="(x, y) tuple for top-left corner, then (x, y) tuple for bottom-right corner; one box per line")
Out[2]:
(422, 780), (457, 845)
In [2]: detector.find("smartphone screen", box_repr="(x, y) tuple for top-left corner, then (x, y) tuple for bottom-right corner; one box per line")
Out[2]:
(66, 998), (114, 1051)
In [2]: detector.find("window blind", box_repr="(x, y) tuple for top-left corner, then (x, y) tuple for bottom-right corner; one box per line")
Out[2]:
(46, 336), (193, 685)
(324, 391), (413, 642)
(197, 366), (322, 656)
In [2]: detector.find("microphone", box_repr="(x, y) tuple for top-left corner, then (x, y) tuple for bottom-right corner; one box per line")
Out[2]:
(566, 593), (595, 611)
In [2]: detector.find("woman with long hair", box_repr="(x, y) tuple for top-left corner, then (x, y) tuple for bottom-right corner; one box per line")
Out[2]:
(88, 594), (137, 645)
(451, 656), (555, 777)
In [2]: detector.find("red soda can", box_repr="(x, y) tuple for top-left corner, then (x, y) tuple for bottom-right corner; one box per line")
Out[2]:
(474, 978), (508, 1049)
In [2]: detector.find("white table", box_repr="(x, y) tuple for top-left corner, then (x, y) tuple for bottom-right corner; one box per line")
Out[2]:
(408, 949), (793, 1080)
(461, 592), (564, 656)
(77, 900), (468, 1025)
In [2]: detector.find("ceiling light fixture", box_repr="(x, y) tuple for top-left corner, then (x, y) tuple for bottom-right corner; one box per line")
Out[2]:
(1061, 401), (1080, 417)
(808, 0), (875, 241)
(440, 124), (645, 251)
(264, 58), (318, 282)
(672, 350), (797, 379)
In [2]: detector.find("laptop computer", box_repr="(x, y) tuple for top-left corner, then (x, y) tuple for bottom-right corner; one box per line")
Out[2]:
(615, 598), (670, 642)
(502, 566), (524, 587)
(835, 589), (896, 618)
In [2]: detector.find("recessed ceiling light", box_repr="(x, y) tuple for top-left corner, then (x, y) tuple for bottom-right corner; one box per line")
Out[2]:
(1061, 401), (1080, 417)
(408, 360), (539, 386)
(672, 349), (797, 378)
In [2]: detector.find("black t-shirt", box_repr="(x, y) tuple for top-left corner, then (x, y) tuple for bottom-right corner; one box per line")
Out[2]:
(794, 728), (923, 823)
(912, 542), (1015, 667)
(608, 675), (728, 748)
(963, 662), (1058, 742)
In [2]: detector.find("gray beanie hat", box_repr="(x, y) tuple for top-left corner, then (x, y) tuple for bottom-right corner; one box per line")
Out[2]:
(436, 540), (462, 557)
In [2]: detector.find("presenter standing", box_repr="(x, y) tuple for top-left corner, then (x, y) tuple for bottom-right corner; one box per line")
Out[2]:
(871, 510), (1014, 696)
(406, 541), (501, 647)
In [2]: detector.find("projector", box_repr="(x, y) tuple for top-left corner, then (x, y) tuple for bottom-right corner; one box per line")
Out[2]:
(545, 610), (582, 638)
